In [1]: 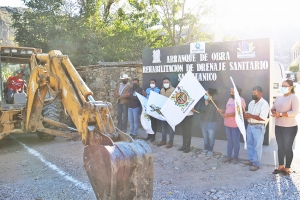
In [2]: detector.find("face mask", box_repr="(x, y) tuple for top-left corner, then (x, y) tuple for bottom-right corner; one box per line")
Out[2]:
(122, 80), (128, 84)
(133, 83), (139, 87)
(163, 83), (170, 88)
(281, 87), (289, 94)
(252, 95), (258, 100)
(204, 95), (209, 100)
(150, 84), (155, 88)
(230, 94), (234, 99)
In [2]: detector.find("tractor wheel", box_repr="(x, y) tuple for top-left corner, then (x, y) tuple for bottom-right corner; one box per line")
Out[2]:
(37, 103), (60, 140)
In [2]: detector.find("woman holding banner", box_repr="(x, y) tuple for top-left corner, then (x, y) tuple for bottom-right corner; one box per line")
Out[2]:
(144, 79), (160, 142)
(218, 87), (246, 164)
(128, 78), (146, 139)
(196, 88), (219, 157)
(271, 80), (299, 175)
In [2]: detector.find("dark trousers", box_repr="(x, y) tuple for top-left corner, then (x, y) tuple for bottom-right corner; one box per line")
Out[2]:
(180, 115), (193, 148)
(150, 116), (157, 134)
(117, 103), (128, 132)
(275, 125), (298, 168)
(161, 121), (174, 143)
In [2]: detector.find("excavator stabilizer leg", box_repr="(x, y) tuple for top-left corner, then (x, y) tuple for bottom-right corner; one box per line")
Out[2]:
(83, 139), (153, 200)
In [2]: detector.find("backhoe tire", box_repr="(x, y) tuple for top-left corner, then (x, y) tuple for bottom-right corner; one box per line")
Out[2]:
(37, 103), (60, 140)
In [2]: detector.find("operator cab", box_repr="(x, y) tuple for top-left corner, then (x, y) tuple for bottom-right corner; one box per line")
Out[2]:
(2, 64), (28, 105)
(0, 47), (41, 108)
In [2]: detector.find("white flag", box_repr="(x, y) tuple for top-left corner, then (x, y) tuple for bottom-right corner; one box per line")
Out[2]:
(161, 71), (206, 131)
(230, 77), (247, 149)
(147, 91), (167, 121)
(136, 92), (154, 134)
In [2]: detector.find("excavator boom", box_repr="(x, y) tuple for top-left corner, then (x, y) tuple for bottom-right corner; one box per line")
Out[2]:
(0, 47), (153, 199)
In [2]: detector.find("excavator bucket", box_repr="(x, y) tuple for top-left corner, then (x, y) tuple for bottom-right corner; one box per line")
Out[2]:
(83, 139), (153, 200)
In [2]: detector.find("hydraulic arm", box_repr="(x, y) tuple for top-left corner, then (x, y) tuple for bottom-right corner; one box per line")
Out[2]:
(25, 50), (153, 199)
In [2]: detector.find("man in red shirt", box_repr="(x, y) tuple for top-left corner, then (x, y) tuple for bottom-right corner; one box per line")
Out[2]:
(7, 70), (26, 103)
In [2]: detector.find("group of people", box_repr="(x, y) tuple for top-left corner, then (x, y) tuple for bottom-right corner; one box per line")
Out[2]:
(218, 80), (298, 175)
(114, 74), (146, 139)
(114, 74), (188, 150)
(115, 74), (299, 175)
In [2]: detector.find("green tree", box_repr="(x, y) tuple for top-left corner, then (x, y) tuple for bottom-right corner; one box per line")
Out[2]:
(100, 0), (164, 61)
(12, 0), (64, 51)
(12, 0), (105, 65)
(153, 0), (213, 46)
(78, 0), (119, 23)
(288, 65), (299, 72)
(11, 0), (212, 65)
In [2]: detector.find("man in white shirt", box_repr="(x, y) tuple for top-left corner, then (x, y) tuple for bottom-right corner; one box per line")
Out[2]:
(243, 86), (270, 171)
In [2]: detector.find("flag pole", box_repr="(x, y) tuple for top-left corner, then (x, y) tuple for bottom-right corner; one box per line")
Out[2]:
(206, 92), (219, 110)
(242, 105), (246, 113)
(193, 109), (200, 114)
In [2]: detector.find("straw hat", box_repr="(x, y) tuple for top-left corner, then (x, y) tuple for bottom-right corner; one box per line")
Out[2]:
(120, 74), (131, 80)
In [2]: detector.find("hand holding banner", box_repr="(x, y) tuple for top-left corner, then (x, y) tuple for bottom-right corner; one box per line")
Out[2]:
(230, 77), (247, 149)
(147, 91), (167, 121)
(161, 71), (206, 131)
(135, 92), (154, 134)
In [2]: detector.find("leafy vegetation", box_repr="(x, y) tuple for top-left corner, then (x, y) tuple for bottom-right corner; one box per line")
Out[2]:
(288, 65), (299, 72)
(8, 0), (212, 66)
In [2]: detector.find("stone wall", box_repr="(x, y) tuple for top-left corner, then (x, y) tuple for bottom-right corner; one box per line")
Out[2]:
(75, 62), (143, 120)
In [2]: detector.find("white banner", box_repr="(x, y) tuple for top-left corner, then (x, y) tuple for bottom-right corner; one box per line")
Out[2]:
(146, 91), (167, 121)
(161, 71), (206, 131)
(230, 77), (247, 149)
(136, 92), (154, 134)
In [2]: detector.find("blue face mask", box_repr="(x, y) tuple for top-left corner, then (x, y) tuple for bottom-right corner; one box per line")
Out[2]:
(204, 95), (209, 100)
(281, 87), (289, 94)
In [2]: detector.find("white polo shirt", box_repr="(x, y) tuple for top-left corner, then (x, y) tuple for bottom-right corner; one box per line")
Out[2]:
(247, 97), (269, 124)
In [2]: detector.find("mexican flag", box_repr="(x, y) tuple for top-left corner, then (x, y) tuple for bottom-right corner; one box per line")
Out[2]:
(161, 71), (206, 131)
(146, 90), (167, 121)
(230, 77), (247, 149)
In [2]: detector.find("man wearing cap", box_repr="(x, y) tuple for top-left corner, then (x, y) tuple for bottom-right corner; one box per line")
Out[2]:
(114, 74), (131, 133)
(6, 70), (26, 104)
(243, 86), (269, 171)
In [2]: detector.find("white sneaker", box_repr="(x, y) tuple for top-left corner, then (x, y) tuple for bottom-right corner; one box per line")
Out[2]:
(206, 151), (213, 157)
(201, 150), (208, 155)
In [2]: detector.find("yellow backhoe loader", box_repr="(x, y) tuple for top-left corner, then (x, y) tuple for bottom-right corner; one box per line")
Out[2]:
(0, 46), (153, 200)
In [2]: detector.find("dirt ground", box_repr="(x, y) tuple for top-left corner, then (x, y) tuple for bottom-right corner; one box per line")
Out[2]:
(0, 131), (280, 199)
(149, 138), (275, 192)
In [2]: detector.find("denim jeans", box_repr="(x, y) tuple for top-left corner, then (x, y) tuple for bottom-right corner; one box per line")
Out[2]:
(128, 107), (140, 136)
(246, 124), (266, 166)
(200, 121), (217, 151)
(275, 125), (298, 168)
(8, 88), (15, 102)
(161, 121), (174, 143)
(225, 126), (241, 159)
(117, 103), (128, 132)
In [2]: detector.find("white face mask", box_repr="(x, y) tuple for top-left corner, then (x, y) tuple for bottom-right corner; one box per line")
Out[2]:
(150, 83), (155, 88)
(281, 87), (290, 94)
(163, 83), (170, 88)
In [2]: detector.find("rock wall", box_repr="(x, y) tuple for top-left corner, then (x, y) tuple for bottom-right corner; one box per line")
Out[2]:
(75, 62), (143, 120)
(0, 7), (25, 46)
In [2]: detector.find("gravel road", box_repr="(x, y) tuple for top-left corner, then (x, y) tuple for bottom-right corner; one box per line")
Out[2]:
(0, 132), (299, 200)
(0, 134), (94, 200)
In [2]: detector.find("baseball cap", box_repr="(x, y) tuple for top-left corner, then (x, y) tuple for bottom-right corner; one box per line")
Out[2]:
(17, 70), (25, 75)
